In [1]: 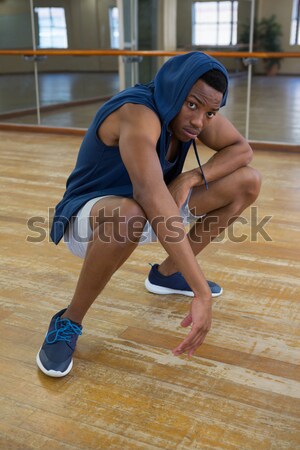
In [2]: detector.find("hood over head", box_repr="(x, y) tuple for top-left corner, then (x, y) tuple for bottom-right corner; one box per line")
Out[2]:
(153, 51), (229, 127)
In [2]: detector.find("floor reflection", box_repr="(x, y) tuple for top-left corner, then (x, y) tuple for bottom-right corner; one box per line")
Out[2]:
(1, 72), (299, 144)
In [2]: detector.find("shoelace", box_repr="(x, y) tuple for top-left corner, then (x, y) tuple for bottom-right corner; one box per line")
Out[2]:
(46, 317), (82, 344)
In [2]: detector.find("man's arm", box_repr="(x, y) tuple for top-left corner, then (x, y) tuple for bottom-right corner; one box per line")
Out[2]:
(117, 104), (212, 356)
(118, 104), (208, 296)
(198, 113), (253, 182)
(167, 114), (253, 206)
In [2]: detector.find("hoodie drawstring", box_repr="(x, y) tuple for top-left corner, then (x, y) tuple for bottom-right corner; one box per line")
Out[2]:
(192, 140), (208, 190)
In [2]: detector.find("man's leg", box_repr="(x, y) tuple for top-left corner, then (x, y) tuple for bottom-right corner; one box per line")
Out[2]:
(157, 166), (261, 275)
(62, 197), (147, 324)
(37, 197), (146, 377)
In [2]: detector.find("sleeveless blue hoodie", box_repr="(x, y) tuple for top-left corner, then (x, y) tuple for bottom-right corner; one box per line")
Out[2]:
(50, 52), (229, 244)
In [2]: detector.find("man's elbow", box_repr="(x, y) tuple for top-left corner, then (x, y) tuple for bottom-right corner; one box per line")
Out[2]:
(240, 139), (253, 166)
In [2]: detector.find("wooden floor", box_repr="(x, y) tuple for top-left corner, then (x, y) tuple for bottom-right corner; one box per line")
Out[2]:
(0, 131), (299, 450)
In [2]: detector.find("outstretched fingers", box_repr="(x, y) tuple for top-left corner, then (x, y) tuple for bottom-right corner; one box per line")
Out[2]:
(173, 296), (212, 357)
(172, 324), (207, 357)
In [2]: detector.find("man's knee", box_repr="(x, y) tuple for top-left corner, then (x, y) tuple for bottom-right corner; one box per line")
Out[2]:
(118, 197), (146, 218)
(241, 167), (262, 202)
(107, 198), (147, 244)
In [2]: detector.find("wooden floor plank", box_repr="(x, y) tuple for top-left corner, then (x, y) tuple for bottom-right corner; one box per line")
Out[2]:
(119, 327), (300, 382)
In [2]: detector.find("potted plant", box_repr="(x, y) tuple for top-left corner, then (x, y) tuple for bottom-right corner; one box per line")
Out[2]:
(239, 14), (283, 75)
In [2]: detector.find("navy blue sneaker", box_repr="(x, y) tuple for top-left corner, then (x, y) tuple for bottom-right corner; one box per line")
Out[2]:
(145, 264), (223, 298)
(36, 308), (82, 377)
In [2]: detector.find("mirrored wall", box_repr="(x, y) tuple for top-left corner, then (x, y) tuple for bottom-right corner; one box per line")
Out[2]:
(0, 0), (299, 144)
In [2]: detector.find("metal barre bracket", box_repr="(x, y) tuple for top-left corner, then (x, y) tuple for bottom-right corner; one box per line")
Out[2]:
(22, 55), (48, 62)
(243, 57), (259, 67)
(122, 56), (143, 63)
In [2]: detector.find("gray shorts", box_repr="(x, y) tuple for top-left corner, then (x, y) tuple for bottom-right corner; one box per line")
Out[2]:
(63, 191), (203, 259)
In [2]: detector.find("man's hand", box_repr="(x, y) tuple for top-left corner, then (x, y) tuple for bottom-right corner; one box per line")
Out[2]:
(172, 297), (212, 357)
(168, 170), (201, 208)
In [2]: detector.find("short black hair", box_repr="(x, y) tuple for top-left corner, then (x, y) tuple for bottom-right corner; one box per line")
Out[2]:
(200, 69), (227, 94)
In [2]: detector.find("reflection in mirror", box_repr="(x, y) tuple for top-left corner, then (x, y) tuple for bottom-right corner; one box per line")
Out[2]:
(34, 7), (68, 49)
(0, 0), (121, 127)
(0, 0), (37, 120)
(34, 0), (120, 127)
(0, 0), (299, 143)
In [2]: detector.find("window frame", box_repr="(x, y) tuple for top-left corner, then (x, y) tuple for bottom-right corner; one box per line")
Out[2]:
(290, 0), (300, 45)
(34, 7), (68, 49)
(192, 0), (238, 47)
(109, 6), (120, 49)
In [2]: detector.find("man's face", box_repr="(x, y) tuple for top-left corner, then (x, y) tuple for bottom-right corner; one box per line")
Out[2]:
(169, 79), (223, 141)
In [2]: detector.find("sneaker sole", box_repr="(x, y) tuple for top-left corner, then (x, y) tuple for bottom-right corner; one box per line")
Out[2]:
(145, 278), (223, 298)
(36, 349), (73, 378)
